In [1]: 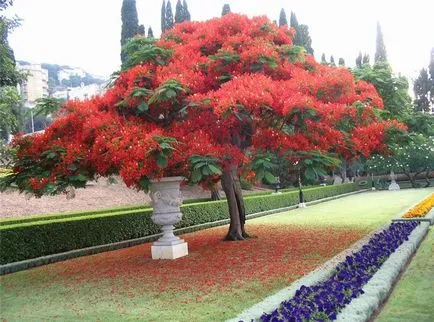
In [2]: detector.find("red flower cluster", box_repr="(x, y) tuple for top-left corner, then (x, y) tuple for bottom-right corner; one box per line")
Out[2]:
(9, 13), (404, 196)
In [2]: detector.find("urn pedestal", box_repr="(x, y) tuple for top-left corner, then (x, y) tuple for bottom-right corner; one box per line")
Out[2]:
(388, 171), (400, 191)
(150, 177), (188, 259)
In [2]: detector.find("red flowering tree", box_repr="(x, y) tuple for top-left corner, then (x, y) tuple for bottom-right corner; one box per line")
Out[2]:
(2, 14), (405, 240)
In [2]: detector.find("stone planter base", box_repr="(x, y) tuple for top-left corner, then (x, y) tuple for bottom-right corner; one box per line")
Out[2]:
(298, 202), (307, 208)
(151, 242), (188, 259)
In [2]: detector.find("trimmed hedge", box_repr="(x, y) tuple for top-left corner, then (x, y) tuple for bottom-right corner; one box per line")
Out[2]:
(0, 183), (358, 264)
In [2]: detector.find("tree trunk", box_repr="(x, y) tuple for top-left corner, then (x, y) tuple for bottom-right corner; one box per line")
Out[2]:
(210, 187), (221, 201)
(403, 170), (416, 188)
(221, 164), (250, 241)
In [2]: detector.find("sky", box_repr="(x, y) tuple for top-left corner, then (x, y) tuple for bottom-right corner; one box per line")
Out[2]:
(6, 0), (434, 83)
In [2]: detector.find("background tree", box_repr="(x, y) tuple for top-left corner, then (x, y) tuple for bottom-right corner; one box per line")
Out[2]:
(165, 0), (174, 30)
(290, 12), (313, 55)
(330, 55), (335, 66)
(3, 14), (403, 241)
(138, 24), (145, 36)
(147, 26), (154, 38)
(175, 0), (184, 24)
(355, 52), (362, 68)
(362, 53), (370, 65)
(366, 135), (434, 188)
(161, 0), (166, 33)
(413, 68), (431, 112)
(321, 53), (327, 65)
(374, 22), (387, 63)
(338, 57), (345, 66)
(352, 61), (412, 119)
(278, 8), (287, 27)
(0, 86), (21, 141)
(0, 1), (20, 86)
(120, 0), (139, 64)
(221, 4), (231, 16)
(182, 0), (191, 21)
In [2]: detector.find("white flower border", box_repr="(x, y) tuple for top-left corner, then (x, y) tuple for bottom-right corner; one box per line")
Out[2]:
(227, 226), (386, 322)
(228, 222), (430, 322)
(336, 221), (429, 322)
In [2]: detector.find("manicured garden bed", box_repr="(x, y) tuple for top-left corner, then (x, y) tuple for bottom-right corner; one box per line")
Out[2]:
(0, 189), (432, 321)
(375, 228), (434, 322)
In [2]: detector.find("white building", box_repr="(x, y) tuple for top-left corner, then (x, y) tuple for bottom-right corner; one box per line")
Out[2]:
(53, 82), (107, 101)
(17, 63), (49, 104)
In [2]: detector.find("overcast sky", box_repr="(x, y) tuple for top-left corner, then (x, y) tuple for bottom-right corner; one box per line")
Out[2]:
(7, 0), (434, 83)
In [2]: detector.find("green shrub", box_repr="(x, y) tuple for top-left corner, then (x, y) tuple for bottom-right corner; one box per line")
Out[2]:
(0, 183), (358, 264)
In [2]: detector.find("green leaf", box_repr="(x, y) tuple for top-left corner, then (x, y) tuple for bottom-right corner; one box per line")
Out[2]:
(156, 153), (168, 168)
(138, 102), (149, 112)
(264, 171), (276, 184)
(191, 169), (202, 183)
(165, 89), (177, 99)
(208, 164), (222, 175)
(76, 174), (88, 182)
(139, 176), (151, 192)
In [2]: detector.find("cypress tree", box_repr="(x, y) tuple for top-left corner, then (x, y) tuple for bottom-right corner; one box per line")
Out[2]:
(375, 22), (387, 63)
(355, 52), (362, 68)
(321, 53), (327, 65)
(161, 0), (166, 33)
(413, 68), (430, 112)
(279, 8), (288, 27)
(121, 0), (139, 63)
(330, 55), (336, 66)
(183, 0), (191, 21)
(298, 24), (313, 55)
(147, 26), (154, 38)
(138, 24), (145, 35)
(429, 48), (434, 106)
(222, 4), (231, 16)
(362, 53), (370, 65)
(338, 58), (345, 66)
(175, 0), (184, 24)
(290, 12), (314, 55)
(165, 0), (174, 30)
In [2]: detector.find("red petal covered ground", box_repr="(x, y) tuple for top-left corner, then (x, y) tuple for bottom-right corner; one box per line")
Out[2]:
(45, 224), (367, 293)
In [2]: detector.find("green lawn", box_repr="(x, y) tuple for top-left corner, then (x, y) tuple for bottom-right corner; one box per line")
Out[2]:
(252, 189), (434, 229)
(375, 227), (434, 322)
(0, 188), (432, 322)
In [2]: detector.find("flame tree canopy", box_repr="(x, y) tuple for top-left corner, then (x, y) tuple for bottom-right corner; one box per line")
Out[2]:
(2, 14), (404, 240)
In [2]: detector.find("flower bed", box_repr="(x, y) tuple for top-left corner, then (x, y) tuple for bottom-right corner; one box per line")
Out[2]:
(258, 222), (419, 322)
(402, 193), (434, 218)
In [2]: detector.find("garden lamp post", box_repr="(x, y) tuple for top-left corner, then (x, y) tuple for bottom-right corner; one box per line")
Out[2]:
(371, 173), (376, 191)
(298, 171), (306, 208)
(273, 176), (281, 194)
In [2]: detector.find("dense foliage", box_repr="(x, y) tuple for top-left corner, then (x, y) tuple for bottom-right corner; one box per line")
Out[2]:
(2, 14), (403, 198)
(260, 221), (419, 322)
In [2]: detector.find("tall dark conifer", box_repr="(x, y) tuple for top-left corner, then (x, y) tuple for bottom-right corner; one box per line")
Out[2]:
(355, 52), (362, 68)
(121, 0), (139, 63)
(362, 53), (370, 65)
(161, 0), (166, 33)
(330, 55), (336, 66)
(175, 0), (184, 24)
(165, 0), (174, 30)
(222, 4), (231, 16)
(338, 58), (345, 66)
(321, 53), (327, 65)
(183, 0), (191, 21)
(290, 12), (314, 55)
(375, 22), (387, 63)
(279, 8), (288, 26)
(147, 27), (154, 38)
(413, 69), (430, 112)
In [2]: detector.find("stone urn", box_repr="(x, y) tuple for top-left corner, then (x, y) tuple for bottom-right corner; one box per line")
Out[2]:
(150, 176), (188, 259)
(388, 171), (400, 191)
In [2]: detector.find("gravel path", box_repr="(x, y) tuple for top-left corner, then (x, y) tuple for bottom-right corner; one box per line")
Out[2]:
(0, 178), (211, 218)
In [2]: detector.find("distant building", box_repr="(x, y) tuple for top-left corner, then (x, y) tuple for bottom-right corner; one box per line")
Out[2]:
(17, 63), (49, 104)
(52, 82), (107, 101)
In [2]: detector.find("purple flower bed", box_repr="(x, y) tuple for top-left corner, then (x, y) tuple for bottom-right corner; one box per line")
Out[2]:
(259, 221), (419, 322)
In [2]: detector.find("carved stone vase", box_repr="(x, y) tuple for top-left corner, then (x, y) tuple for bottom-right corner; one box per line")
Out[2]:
(388, 171), (400, 191)
(150, 176), (188, 259)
